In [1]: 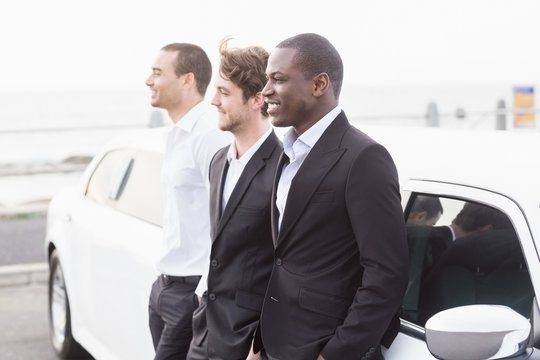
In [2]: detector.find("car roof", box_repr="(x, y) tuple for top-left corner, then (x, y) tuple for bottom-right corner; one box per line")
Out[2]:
(356, 124), (540, 208)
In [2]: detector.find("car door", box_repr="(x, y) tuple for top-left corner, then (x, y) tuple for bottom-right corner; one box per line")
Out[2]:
(384, 179), (538, 359)
(68, 148), (163, 360)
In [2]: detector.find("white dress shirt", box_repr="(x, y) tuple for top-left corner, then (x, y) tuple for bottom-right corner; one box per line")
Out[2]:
(157, 102), (231, 296)
(276, 106), (341, 229)
(222, 127), (273, 209)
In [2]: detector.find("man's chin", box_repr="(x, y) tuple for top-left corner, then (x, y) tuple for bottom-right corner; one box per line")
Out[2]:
(270, 116), (288, 128)
(218, 119), (230, 132)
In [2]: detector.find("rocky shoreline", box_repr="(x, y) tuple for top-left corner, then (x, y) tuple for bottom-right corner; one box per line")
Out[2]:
(0, 155), (92, 177)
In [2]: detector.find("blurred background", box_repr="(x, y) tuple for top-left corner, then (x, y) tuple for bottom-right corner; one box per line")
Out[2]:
(0, 0), (539, 212)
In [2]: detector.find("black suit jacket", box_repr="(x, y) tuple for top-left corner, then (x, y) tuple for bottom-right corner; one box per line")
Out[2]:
(258, 112), (409, 360)
(204, 131), (282, 359)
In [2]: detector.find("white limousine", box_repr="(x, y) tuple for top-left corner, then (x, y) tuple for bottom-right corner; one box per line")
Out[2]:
(45, 123), (540, 360)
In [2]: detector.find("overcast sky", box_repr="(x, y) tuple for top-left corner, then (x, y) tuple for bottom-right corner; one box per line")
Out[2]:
(1, 0), (538, 91)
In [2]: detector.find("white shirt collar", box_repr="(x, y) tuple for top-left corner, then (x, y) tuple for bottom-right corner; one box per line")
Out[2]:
(283, 106), (341, 155)
(173, 101), (208, 133)
(226, 127), (273, 165)
(447, 224), (457, 241)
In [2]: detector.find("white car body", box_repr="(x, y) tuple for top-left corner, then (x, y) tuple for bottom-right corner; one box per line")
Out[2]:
(45, 124), (540, 360)
(46, 127), (168, 359)
(366, 125), (540, 359)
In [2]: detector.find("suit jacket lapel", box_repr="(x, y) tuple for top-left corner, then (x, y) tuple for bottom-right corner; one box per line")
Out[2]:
(209, 149), (228, 239)
(271, 152), (289, 246)
(276, 113), (349, 245)
(214, 131), (279, 241)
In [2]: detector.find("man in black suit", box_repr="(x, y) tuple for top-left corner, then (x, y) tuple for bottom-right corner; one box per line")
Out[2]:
(186, 38), (281, 360)
(255, 33), (409, 360)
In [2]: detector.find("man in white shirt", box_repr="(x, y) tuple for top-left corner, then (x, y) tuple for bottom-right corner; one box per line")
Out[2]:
(186, 38), (281, 360)
(145, 43), (230, 360)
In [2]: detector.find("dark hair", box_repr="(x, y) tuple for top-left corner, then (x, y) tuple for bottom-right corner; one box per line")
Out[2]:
(411, 195), (443, 219)
(452, 202), (512, 231)
(161, 43), (212, 97)
(218, 37), (269, 117)
(276, 33), (344, 98)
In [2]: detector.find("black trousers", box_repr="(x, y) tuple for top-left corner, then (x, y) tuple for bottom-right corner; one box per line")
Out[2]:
(148, 274), (201, 360)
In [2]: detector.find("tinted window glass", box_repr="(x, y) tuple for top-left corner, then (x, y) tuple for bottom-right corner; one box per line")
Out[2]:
(403, 194), (533, 327)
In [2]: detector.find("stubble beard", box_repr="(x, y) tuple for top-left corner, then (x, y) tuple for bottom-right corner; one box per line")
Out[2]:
(219, 114), (243, 133)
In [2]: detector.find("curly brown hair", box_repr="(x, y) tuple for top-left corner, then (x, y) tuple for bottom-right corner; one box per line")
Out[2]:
(218, 37), (269, 117)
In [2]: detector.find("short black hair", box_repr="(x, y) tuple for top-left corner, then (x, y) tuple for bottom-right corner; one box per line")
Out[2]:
(452, 202), (512, 231)
(161, 43), (212, 97)
(410, 195), (443, 219)
(276, 33), (344, 99)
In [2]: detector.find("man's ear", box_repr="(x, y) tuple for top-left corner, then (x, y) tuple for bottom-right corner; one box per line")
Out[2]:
(312, 73), (330, 97)
(182, 72), (195, 87)
(252, 92), (265, 110)
(417, 211), (428, 221)
(408, 211), (427, 222)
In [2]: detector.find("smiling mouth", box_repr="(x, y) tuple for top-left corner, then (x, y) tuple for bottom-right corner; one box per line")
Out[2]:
(267, 103), (280, 114)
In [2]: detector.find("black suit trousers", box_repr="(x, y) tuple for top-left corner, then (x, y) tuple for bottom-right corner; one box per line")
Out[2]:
(148, 275), (200, 360)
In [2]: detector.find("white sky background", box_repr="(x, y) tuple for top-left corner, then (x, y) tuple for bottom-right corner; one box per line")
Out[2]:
(0, 0), (538, 91)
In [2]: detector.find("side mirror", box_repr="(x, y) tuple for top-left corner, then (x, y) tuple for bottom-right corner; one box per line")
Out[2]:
(425, 304), (530, 360)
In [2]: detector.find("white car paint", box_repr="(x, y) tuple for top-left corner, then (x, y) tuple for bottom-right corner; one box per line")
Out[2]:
(46, 123), (540, 360)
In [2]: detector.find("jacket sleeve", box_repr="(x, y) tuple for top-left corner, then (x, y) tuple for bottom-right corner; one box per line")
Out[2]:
(321, 144), (409, 359)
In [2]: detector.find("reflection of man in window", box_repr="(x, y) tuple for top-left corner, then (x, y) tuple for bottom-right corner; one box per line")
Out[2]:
(419, 202), (532, 324)
(407, 195), (443, 226)
(424, 202), (512, 250)
(421, 202), (515, 270)
(446, 202), (513, 240)
(405, 200), (517, 323)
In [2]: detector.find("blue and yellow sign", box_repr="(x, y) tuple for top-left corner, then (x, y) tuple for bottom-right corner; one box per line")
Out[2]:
(513, 86), (535, 128)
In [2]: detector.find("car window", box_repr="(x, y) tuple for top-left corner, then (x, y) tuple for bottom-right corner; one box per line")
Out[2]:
(86, 149), (134, 207)
(108, 157), (134, 201)
(115, 150), (163, 226)
(85, 148), (164, 227)
(402, 193), (534, 327)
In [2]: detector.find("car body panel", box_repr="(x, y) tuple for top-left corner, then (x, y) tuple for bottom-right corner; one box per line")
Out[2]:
(46, 128), (168, 359)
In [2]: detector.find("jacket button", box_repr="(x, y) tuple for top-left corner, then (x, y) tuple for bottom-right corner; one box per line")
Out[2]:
(275, 258), (282, 266)
(208, 293), (216, 301)
(210, 259), (218, 267)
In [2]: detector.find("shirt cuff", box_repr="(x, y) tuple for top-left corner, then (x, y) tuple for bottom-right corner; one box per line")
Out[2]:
(195, 269), (208, 297)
